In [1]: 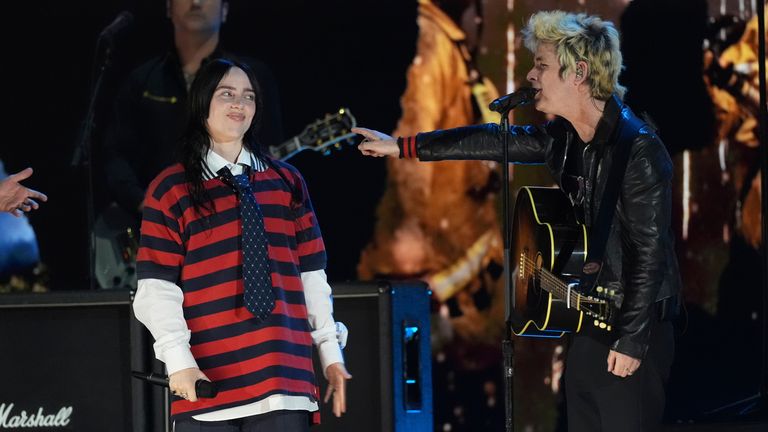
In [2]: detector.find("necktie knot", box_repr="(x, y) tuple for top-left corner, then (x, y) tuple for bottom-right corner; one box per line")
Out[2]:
(218, 166), (252, 193)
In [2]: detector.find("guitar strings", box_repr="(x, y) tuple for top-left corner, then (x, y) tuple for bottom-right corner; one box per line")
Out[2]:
(520, 256), (607, 308)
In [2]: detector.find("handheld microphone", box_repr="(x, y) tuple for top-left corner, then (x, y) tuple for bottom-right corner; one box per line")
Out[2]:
(99, 11), (134, 40)
(488, 87), (539, 113)
(131, 371), (219, 399)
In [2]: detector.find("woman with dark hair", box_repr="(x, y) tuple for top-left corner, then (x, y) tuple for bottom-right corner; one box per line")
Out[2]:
(133, 58), (350, 431)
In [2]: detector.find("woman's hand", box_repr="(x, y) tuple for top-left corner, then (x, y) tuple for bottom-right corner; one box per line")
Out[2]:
(169, 367), (209, 402)
(324, 362), (352, 417)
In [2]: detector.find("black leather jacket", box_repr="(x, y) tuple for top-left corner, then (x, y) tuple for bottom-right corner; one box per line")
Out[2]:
(406, 95), (681, 359)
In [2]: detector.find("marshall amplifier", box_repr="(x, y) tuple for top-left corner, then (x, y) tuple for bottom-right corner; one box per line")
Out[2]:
(0, 290), (163, 432)
(313, 280), (433, 432)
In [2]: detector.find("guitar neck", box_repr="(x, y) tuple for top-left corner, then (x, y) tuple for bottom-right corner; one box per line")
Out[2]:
(537, 267), (586, 309)
(270, 136), (303, 161)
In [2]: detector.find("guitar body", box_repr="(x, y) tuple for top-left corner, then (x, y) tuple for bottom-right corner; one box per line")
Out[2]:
(511, 187), (589, 337)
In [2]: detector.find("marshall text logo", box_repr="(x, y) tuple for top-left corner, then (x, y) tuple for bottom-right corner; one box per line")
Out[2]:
(0, 403), (72, 429)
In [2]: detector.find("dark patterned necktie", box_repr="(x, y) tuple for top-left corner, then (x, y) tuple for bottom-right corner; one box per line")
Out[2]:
(218, 166), (275, 322)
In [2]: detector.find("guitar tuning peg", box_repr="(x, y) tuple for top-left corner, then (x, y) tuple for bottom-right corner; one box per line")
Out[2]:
(593, 319), (599, 327)
(599, 322), (607, 329)
(607, 325), (612, 331)
(596, 286), (604, 293)
(610, 289), (616, 296)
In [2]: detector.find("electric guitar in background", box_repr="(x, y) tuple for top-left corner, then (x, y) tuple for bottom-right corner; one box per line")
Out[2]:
(94, 108), (357, 289)
(510, 186), (617, 338)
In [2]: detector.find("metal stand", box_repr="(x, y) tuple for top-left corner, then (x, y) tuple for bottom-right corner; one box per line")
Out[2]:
(499, 107), (515, 432)
(71, 32), (118, 291)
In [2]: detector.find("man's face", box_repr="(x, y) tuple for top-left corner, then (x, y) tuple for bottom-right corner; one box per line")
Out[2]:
(526, 43), (576, 117)
(168, 0), (227, 34)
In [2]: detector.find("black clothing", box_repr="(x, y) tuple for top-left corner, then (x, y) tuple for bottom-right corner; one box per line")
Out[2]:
(173, 410), (310, 432)
(409, 94), (681, 360)
(565, 318), (674, 432)
(103, 48), (283, 214)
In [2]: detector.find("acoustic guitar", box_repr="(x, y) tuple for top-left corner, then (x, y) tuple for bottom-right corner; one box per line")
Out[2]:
(510, 186), (617, 338)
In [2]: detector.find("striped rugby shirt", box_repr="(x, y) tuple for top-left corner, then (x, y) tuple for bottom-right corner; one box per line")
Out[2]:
(134, 148), (341, 422)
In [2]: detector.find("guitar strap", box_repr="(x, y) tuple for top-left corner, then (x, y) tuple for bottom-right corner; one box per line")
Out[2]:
(579, 108), (646, 294)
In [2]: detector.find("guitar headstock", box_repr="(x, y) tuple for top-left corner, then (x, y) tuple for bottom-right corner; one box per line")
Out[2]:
(296, 108), (357, 155)
(271, 108), (358, 161)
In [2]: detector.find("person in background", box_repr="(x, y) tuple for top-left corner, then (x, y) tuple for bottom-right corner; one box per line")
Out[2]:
(103, 0), (282, 217)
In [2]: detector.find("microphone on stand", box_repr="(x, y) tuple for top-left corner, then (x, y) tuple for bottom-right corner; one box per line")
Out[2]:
(488, 87), (539, 113)
(131, 371), (219, 399)
(99, 10), (134, 41)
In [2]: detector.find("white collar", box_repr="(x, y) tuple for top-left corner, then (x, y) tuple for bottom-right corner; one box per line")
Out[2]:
(202, 147), (257, 180)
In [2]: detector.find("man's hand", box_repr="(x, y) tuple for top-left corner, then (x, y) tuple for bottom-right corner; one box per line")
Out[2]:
(353, 127), (399, 157)
(324, 362), (352, 417)
(0, 168), (48, 217)
(169, 367), (209, 402)
(607, 349), (641, 378)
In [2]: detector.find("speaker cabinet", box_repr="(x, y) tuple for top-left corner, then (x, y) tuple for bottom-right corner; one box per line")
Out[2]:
(0, 290), (163, 432)
(313, 280), (433, 432)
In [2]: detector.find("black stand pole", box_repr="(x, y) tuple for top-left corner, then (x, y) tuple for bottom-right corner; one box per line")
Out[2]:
(499, 107), (515, 432)
(71, 37), (115, 291)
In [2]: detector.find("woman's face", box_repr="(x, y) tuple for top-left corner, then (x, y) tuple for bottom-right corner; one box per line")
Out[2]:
(206, 67), (257, 144)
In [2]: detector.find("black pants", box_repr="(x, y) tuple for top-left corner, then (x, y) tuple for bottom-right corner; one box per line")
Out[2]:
(564, 318), (675, 432)
(173, 410), (310, 432)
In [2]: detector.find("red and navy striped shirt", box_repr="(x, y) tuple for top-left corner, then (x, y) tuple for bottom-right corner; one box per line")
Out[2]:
(137, 159), (325, 420)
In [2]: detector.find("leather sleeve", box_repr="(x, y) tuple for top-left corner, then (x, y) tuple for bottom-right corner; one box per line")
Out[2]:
(415, 122), (555, 164)
(611, 132), (673, 359)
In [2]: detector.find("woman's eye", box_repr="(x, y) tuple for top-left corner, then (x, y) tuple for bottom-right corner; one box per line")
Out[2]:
(244, 94), (255, 101)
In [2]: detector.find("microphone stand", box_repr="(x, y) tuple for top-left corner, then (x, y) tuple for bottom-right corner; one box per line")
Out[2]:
(498, 105), (515, 432)
(71, 35), (116, 291)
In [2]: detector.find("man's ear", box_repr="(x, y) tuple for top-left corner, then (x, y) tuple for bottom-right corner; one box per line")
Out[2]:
(574, 60), (588, 84)
(222, 1), (229, 23)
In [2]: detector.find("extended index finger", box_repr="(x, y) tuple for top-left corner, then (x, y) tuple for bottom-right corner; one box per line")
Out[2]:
(351, 127), (380, 140)
(8, 168), (34, 182)
(334, 375), (347, 417)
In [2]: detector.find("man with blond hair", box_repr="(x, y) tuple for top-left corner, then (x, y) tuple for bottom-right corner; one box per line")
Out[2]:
(356, 10), (680, 431)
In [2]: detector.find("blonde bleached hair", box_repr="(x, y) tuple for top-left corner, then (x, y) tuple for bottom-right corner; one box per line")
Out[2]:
(522, 10), (626, 100)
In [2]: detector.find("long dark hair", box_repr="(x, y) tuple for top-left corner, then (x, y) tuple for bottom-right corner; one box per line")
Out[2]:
(179, 57), (265, 215)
